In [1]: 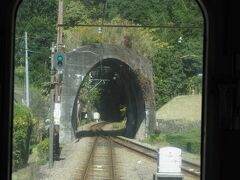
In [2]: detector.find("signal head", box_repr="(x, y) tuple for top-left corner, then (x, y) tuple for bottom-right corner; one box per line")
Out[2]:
(54, 52), (65, 71)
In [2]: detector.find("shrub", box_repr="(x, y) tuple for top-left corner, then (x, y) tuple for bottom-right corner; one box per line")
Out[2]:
(13, 104), (36, 170)
(144, 133), (167, 144)
(80, 119), (92, 125)
(36, 138), (49, 164)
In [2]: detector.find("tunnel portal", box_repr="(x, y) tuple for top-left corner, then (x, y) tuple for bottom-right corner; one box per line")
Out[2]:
(60, 43), (155, 144)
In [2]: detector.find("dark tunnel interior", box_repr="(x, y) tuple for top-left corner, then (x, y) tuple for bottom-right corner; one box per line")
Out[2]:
(75, 59), (146, 138)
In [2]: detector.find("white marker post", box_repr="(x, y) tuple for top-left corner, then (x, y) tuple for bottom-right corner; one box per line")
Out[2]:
(154, 147), (184, 180)
(93, 112), (100, 122)
(54, 103), (61, 125)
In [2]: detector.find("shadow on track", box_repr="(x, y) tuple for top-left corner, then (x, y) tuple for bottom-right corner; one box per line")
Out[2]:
(75, 128), (126, 139)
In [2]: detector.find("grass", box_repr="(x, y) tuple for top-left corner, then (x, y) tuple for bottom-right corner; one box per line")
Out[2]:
(156, 95), (201, 121)
(12, 145), (47, 180)
(142, 95), (201, 151)
(12, 162), (41, 180)
(166, 128), (201, 154)
(143, 128), (201, 164)
(112, 119), (126, 130)
(146, 94), (202, 163)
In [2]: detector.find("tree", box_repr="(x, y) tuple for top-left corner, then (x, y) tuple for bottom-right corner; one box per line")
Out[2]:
(15, 0), (57, 88)
(64, 0), (90, 27)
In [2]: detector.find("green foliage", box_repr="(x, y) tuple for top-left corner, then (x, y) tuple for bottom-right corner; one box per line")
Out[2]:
(119, 104), (127, 119)
(15, 0), (204, 148)
(29, 87), (50, 144)
(166, 128), (201, 154)
(78, 0), (108, 21)
(29, 87), (50, 122)
(15, 0), (57, 88)
(78, 76), (102, 114)
(15, 66), (25, 84)
(16, 0), (57, 24)
(152, 33), (203, 108)
(146, 133), (167, 144)
(112, 119), (127, 129)
(64, 0), (91, 27)
(80, 0), (203, 26)
(13, 104), (36, 170)
(152, 46), (188, 107)
(79, 119), (93, 126)
(64, 17), (168, 59)
(36, 138), (49, 164)
(145, 128), (200, 154)
(63, 2), (203, 109)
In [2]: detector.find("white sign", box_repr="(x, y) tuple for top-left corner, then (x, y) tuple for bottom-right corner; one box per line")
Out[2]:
(54, 103), (61, 125)
(158, 147), (182, 173)
(93, 112), (100, 120)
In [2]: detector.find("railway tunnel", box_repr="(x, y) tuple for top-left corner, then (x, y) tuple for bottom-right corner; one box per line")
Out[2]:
(75, 59), (146, 138)
(60, 43), (155, 144)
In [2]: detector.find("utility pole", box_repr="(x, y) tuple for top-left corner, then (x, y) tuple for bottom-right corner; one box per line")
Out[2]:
(51, 0), (64, 162)
(56, 0), (64, 102)
(49, 42), (55, 168)
(25, 32), (30, 107)
(57, 0), (64, 52)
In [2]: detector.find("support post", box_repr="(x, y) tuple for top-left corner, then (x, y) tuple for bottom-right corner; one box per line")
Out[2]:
(24, 32), (29, 107)
(49, 119), (54, 168)
(49, 42), (55, 168)
(53, 0), (64, 153)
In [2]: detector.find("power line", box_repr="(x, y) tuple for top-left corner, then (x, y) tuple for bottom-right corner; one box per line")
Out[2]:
(15, 35), (55, 43)
(59, 23), (203, 29)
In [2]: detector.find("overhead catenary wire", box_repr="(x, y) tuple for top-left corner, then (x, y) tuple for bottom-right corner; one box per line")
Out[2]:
(59, 23), (202, 29)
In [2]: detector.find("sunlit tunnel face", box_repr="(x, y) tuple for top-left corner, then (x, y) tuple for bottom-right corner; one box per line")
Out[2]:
(13, 0), (203, 179)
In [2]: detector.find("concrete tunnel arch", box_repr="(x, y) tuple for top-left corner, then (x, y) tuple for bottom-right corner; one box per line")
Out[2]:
(72, 59), (147, 138)
(60, 43), (155, 144)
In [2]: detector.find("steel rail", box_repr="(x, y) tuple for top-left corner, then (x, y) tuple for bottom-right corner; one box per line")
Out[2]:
(111, 136), (201, 177)
(79, 136), (98, 180)
(108, 136), (115, 180)
(78, 122), (117, 180)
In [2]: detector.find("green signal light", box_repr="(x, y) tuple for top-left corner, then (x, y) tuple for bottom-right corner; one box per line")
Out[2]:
(57, 55), (63, 61)
(54, 52), (65, 71)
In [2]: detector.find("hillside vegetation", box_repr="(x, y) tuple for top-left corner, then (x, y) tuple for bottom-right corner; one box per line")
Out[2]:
(15, 0), (203, 109)
(156, 95), (201, 121)
(155, 95), (201, 134)
(145, 95), (202, 155)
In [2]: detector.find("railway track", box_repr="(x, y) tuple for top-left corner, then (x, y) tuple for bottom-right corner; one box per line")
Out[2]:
(76, 122), (118, 180)
(76, 122), (200, 179)
(111, 136), (201, 177)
